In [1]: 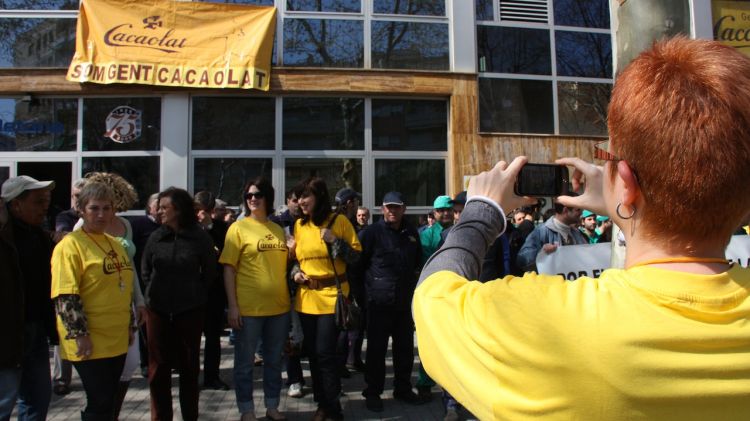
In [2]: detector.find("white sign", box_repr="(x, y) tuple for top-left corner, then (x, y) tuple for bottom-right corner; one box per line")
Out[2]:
(535, 235), (750, 279)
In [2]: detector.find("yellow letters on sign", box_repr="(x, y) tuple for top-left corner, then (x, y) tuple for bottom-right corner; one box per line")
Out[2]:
(713, 0), (750, 57)
(66, 0), (276, 91)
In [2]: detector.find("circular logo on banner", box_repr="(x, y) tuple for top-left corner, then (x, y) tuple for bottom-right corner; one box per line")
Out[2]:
(104, 106), (142, 143)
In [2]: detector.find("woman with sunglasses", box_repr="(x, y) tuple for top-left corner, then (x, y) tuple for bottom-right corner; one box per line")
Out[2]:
(290, 177), (362, 421)
(220, 177), (290, 421)
(413, 37), (750, 419)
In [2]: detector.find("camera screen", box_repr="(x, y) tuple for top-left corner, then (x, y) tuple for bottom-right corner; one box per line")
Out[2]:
(518, 165), (561, 196)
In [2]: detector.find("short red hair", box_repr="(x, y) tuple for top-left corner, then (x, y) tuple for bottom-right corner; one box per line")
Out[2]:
(608, 37), (750, 250)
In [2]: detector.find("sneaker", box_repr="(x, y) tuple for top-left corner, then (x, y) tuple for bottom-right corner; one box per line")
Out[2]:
(364, 394), (384, 412)
(444, 409), (460, 421)
(287, 382), (303, 398)
(394, 390), (429, 405)
(254, 353), (263, 366)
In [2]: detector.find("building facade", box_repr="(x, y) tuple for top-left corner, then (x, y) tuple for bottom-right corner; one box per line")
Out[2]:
(0, 0), (715, 217)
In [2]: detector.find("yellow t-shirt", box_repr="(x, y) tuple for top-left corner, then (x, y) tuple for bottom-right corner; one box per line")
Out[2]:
(414, 265), (750, 421)
(51, 230), (134, 361)
(294, 214), (362, 315)
(219, 217), (290, 317)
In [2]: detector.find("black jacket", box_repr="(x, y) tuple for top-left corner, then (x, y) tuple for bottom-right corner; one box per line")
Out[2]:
(0, 219), (23, 368)
(353, 219), (422, 308)
(141, 224), (217, 316)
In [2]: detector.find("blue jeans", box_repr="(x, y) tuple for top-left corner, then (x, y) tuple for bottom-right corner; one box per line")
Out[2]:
(233, 312), (290, 415)
(0, 323), (51, 421)
(0, 367), (21, 421)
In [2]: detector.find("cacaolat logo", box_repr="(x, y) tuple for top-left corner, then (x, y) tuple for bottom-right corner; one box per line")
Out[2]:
(104, 15), (187, 54)
(258, 234), (287, 252)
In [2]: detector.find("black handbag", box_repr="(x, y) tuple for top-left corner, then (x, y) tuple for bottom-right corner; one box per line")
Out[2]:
(325, 213), (361, 331)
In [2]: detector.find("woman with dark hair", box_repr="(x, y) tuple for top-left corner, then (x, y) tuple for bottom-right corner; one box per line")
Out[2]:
(290, 177), (362, 421)
(51, 181), (135, 420)
(141, 187), (216, 421)
(219, 177), (290, 421)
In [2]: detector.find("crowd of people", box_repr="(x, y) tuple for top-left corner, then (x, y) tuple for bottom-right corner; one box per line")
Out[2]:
(2, 169), (470, 421)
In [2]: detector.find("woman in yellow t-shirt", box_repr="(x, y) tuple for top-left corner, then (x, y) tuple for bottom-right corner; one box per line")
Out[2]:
(290, 177), (361, 421)
(51, 181), (134, 420)
(219, 177), (290, 421)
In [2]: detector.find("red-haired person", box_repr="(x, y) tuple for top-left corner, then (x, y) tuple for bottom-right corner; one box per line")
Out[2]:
(413, 37), (750, 419)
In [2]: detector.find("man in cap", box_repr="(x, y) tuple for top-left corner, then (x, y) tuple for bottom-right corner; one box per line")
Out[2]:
(419, 195), (454, 263)
(334, 187), (361, 227)
(333, 187), (362, 378)
(0, 175), (56, 421)
(352, 192), (425, 412)
(438, 191), (467, 248)
(579, 210), (599, 244)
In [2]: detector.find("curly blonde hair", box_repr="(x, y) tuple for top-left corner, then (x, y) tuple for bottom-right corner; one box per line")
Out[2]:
(83, 172), (138, 212)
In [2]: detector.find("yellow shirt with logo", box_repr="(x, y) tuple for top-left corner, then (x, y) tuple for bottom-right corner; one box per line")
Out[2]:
(414, 265), (750, 420)
(294, 214), (362, 315)
(51, 230), (133, 361)
(219, 217), (290, 316)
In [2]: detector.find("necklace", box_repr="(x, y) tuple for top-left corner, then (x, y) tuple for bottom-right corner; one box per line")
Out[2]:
(82, 228), (126, 291)
(630, 256), (729, 268)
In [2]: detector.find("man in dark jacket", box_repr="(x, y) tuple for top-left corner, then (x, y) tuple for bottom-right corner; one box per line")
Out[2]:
(194, 190), (230, 390)
(354, 191), (426, 412)
(0, 176), (56, 421)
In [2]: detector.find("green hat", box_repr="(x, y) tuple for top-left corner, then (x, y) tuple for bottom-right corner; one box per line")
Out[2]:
(581, 210), (595, 218)
(596, 215), (610, 222)
(433, 195), (452, 209)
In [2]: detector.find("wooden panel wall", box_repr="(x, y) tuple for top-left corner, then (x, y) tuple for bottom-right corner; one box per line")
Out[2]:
(0, 68), (601, 196)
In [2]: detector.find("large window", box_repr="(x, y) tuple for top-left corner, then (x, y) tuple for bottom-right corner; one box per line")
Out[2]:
(192, 97), (275, 150)
(476, 0), (612, 136)
(194, 158), (273, 205)
(82, 98), (161, 152)
(191, 96), (448, 213)
(0, 97), (77, 151)
(283, 97), (364, 150)
(3, 1), (451, 71)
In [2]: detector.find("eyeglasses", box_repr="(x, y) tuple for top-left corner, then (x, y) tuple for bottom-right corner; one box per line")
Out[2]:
(594, 140), (620, 161)
(434, 208), (451, 213)
(244, 192), (265, 200)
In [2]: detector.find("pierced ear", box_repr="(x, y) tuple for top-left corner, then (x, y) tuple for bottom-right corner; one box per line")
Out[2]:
(616, 160), (640, 207)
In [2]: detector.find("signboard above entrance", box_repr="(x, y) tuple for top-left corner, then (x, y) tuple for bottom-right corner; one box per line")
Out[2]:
(66, 0), (276, 90)
(713, 0), (750, 57)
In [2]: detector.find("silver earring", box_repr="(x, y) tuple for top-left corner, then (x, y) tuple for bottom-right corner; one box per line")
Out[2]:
(616, 203), (636, 220)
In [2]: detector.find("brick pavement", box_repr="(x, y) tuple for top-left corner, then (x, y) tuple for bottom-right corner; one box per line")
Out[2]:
(40, 336), (450, 421)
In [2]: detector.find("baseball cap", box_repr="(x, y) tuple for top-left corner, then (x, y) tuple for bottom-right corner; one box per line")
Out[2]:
(433, 195), (452, 209)
(452, 191), (467, 205)
(335, 188), (361, 205)
(382, 191), (404, 206)
(1, 175), (55, 202)
(581, 210), (595, 218)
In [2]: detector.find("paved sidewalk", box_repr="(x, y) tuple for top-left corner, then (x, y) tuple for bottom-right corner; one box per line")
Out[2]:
(42, 336), (449, 421)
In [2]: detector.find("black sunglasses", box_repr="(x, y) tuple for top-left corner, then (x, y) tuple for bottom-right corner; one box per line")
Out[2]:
(244, 192), (265, 200)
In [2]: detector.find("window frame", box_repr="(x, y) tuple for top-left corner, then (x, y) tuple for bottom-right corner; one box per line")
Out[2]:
(476, 1), (613, 136)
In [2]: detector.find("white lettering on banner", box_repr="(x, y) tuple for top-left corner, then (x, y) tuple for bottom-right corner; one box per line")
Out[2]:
(535, 236), (750, 279)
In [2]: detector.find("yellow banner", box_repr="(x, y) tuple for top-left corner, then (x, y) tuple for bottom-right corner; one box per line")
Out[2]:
(713, 0), (750, 57)
(67, 0), (276, 90)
